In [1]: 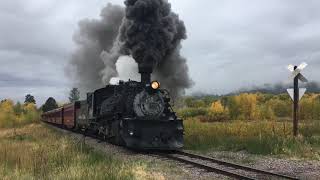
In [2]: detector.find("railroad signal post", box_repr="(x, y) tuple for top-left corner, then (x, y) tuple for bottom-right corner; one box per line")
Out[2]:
(287, 62), (308, 136)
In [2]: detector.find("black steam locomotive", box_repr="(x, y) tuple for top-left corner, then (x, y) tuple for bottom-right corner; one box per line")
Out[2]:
(43, 69), (184, 150)
(78, 78), (184, 150)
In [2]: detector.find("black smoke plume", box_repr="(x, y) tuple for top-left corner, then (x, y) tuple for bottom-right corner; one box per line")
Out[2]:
(68, 1), (193, 98)
(67, 4), (124, 94)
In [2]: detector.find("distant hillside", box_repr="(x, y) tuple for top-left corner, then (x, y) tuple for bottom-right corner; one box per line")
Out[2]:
(188, 81), (320, 99)
(237, 81), (320, 94)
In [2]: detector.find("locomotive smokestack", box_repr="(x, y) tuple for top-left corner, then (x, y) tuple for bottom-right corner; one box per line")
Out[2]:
(141, 73), (151, 85)
(139, 63), (152, 85)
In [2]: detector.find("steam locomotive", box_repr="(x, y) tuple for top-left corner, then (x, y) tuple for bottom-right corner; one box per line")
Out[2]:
(42, 71), (184, 150)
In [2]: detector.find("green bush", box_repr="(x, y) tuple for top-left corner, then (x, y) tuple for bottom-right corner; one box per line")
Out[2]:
(177, 108), (208, 119)
(0, 100), (40, 128)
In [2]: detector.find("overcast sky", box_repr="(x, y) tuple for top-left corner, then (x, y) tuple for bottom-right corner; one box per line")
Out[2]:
(1, 0), (320, 105)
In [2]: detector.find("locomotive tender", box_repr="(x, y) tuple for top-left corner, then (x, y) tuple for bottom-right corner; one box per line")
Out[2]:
(42, 72), (184, 150)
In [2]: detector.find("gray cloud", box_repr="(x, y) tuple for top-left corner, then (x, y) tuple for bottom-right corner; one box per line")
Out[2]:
(1, 0), (320, 104)
(177, 0), (320, 94)
(0, 72), (66, 88)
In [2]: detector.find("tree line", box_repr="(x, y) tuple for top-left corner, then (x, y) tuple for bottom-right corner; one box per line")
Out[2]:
(178, 93), (320, 122)
(42, 88), (80, 112)
(0, 88), (80, 128)
(0, 96), (39, 128)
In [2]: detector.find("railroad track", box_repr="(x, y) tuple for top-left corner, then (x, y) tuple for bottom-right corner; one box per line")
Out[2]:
(157, 151), (299, 180)
(45, 123), (299, 180)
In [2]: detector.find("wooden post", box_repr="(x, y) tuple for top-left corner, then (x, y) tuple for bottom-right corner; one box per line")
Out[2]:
(293, 66), (299, 137)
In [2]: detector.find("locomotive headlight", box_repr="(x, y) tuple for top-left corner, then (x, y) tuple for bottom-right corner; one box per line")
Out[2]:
(151, 81), (160, 90)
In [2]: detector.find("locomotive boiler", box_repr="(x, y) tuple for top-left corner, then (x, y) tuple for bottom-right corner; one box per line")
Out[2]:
(42, 69), (184, 150)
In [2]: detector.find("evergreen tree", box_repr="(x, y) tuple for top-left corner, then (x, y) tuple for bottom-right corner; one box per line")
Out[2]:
(1, 99), (8, 103)
(13, 102), (23, 115)
(24, 94), (36, 104)
(69, 88), (80, 103)
(42, 97), (58, 112)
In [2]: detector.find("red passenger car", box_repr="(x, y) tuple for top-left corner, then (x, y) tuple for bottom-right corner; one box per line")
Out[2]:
(42, 108), (63, 125)
(63, 102), (80, 129)
(41, 102), (81, 129)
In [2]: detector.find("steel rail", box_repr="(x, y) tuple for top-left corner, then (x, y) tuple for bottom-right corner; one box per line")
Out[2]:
(175, 151), (299, 180)
(162, 153), (256, 180)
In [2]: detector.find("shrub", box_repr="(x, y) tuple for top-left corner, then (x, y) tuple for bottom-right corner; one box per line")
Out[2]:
(0, 100), (16, 128)
(266, 98), (291, 118)
(258, 104), (275, 120)
(21, 103), (40, 124)
(177, 108), (208, 119)
(202, 101), (230, 122)
(0, 100), (40, 128)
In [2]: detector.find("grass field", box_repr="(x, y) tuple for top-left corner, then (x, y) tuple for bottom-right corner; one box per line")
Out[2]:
(1, 119), (319, 179)
(184, 118), (320, 159)
(0, 124), (136, 179)
(0, 124), (188, 180)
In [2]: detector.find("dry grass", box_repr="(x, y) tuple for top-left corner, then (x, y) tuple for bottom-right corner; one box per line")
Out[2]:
(0, 124), (174, 180)
(184, 119), (320, 159)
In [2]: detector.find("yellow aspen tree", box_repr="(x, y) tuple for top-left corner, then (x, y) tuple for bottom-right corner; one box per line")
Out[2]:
(210, 101), (224, 113)
(209, 101), (230, 121)
(0, 99), (16, 128)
